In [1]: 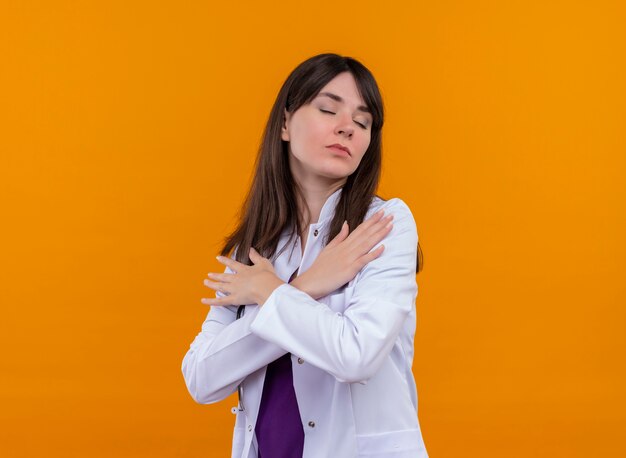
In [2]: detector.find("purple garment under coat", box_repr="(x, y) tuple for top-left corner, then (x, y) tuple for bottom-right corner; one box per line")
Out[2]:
(255, 353), (305, 458)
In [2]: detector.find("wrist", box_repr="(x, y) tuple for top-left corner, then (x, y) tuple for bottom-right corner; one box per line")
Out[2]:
(256, 273), (285, 305)
(290, 274), (315, 299)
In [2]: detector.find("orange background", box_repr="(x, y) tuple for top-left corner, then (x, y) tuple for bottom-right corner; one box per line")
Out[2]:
(1, 1), (625, 457)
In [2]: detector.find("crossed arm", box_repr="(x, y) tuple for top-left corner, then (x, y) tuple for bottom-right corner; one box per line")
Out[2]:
(181, 199), (418, 403)
(202, 208), (394, 306)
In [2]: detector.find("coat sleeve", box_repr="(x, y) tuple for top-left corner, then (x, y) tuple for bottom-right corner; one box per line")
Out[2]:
(249, 198), (419, 384)
(181, 258), (286, 405)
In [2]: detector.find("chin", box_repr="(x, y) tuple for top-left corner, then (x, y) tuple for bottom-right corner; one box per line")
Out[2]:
(317, 168), (354, 180)
(316, 162), (357, 177)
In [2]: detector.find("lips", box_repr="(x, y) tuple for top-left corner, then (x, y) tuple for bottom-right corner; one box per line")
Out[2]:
(326, 144), (351, 156)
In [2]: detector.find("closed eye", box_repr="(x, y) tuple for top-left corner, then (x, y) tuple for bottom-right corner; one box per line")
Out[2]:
(320, 109), (369, 129)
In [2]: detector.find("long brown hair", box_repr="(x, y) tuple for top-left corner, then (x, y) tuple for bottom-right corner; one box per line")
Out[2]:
(220, 53), (423, 273)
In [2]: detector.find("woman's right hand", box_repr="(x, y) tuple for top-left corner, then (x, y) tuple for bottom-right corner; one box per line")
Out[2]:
(290, 209), (394, 299)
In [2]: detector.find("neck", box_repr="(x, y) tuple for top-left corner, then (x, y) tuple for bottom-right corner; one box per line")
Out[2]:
(289, 153), (346, 229)
(294, 180), (344, 228)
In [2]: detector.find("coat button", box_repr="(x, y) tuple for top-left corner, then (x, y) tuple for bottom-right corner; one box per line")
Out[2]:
(313, 229), (319, 236)
(308, 421), (315, 428)
(248, 425), (252, 432)
(297, 357), (304, 364)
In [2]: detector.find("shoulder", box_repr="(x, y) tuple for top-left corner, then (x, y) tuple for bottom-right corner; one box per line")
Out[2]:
(367, 195), (413, 215)
(367, 196), (417, 239)
(351, 196), (419, 287)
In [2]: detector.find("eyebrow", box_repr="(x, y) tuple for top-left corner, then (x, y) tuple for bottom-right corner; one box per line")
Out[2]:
(316, 92), (371, 114)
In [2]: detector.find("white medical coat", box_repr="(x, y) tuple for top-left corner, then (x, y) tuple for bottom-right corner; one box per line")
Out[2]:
(182, 188), (428, 457)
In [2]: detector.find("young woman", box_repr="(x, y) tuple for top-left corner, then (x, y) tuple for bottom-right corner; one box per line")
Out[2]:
(182, 53), (428, 458)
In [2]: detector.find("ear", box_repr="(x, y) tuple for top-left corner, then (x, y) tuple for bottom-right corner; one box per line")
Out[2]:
(281, 108), (290, 142)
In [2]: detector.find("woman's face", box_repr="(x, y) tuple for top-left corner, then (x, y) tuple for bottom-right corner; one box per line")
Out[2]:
(281, 71), (373, 185)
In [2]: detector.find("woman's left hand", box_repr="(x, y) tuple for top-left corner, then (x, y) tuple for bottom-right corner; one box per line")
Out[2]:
(201, 247), (285, 307)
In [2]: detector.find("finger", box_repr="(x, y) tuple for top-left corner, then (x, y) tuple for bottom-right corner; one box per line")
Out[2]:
(368, 244), (386, 262)
(207, 272), (233, 282)
(249, 247), (263, 264)
(350, 210), (386, 238)
(350, 218), (393, 256)
(359, 210), (385, 232)
(365, 209), (386, 224)
(250, 247), (275, 268)
(346, 214), (392, 254)
(369, 213), (393, 231)
(203, 279), (231, 294)
(360, 213), (393, 239)
(216, 255), (241, 273)
(326, 221), (349, 248)
(371, 218), (394, 239)
(368, 209), (385, 220)
(353, 221), (392, 255)
(201, 296), (232, 306)
(357, 244), (385, 268)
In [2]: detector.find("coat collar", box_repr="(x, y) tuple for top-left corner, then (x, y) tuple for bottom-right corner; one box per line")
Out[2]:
(281, 186), (343, 239)
(277, 186), (344, 265)
(317, 186), (343, 227)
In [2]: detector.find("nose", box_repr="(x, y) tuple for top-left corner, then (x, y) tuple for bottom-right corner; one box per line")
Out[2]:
(334, 112), (354, 138)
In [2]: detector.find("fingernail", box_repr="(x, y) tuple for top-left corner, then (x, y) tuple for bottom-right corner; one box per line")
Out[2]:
(216, 256), (222, 261)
